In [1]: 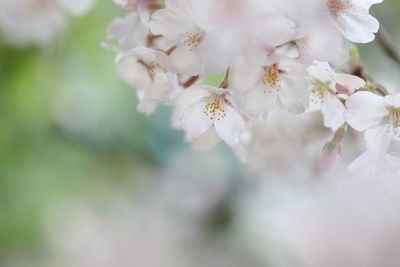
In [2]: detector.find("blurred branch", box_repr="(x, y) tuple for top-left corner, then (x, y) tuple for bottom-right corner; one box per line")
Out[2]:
(376, 26), (400, 66)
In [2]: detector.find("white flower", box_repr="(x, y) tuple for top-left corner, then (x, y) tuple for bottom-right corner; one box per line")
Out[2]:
(116, 47), (172, 115)
(308, 61), (365, 131)
(326, 0), (383, 43)
(173, 84), (246, 146)
(0, 0), (94, 47)
(232, 50), (310, 119)
(105, 12), (148, 52)
(345, 91), (400, 155)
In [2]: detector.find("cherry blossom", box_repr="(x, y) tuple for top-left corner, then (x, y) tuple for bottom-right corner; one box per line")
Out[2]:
(116, 47), (172, 115)
(173, 84), (246, 146)
(103, 0), (393, 174)
(234, 51), (310, 119)
(308, 61), (365, 131)
(345, 91), (400, 155)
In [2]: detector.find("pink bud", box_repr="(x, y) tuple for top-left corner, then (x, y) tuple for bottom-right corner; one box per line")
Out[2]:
(319, 142), (341, 172)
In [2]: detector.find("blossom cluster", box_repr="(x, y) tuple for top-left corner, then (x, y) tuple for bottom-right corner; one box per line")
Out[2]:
(104, 0), (396, 171)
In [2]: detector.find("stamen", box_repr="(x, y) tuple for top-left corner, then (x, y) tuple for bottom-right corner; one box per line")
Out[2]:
(184, 32), (205, 51)
(389, 107), (400, 137)
(263, 64), (281, 93)
(137, 59), (162, 79)
(204, 95), (227, 121)
(328, 0), (352, 13)
(310, 80), (331, 104)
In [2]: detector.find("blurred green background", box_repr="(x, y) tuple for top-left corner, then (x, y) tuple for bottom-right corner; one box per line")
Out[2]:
(0, 0), (399, 261)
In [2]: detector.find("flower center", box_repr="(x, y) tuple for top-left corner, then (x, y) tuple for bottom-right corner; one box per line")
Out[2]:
(311, 80), (331, 104)
(263, 64), (280, 87)
(185, 32), (205, 51)
(262, 64), (281, 93)
(137, 59), (162, 79)
(328, 0), (352, 13)
(389, 107), (400, 137)
(204, 95), (226, 121)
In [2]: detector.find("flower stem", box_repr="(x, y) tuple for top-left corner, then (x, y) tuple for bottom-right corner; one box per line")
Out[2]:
(376, 26), (400, 66)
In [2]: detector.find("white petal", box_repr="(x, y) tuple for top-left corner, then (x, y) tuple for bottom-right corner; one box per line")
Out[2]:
(181, 101), (213, 140)
(214, 105), (246, 145)
(116, 52), (152, 90)
(251, 15), (296, 46)
(334, 8), (380, 43)
(240, 85), (272, 120)
(149, 6), (194, 41)
(348, 150), (383, 172)
(168, 46), (204, 75)
(106, 13), (147, 51)
(307, 61), (333, 82)
(174, 87), (210, 109)
(364, 124), (392, 154)
(278, 74), (310, 114)
(384, 93), (400, 108)
(191, 127), (221, 151)
(230, 47), (265, 93)
(321, 93), (346, 131)
(345, 91), (387, 131)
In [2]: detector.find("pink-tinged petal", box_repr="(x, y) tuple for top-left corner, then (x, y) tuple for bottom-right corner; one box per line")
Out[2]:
(364, 125), (392, 154)
(334, 73), (365, 95)
(321, 93), (346, 131)
(191, 127), (221, 151)
(348, 150), (383, 172)
(214, 105), (245, 145)
(345, 91), (387, 131)
(181, 101), (213, 140)
(335, 83), (355, 95)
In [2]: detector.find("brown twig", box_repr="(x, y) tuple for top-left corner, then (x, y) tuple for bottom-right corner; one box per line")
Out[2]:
(376, 26), (400, 66)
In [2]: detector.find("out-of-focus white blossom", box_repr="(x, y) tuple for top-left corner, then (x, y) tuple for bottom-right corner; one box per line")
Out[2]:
(0, 0), (94, 47)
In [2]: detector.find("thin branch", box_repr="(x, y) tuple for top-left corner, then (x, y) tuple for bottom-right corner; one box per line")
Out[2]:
(376, 26), (400, 66)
